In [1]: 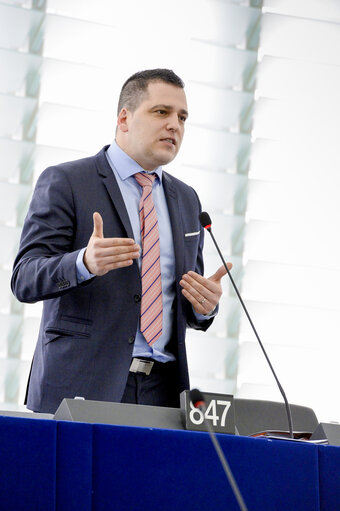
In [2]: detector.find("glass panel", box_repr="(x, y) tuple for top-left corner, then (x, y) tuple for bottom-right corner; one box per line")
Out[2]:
(246, 180), (282, 221)
(237, 342), (340, 422)
(0, 3), (43, 51)
(47, 0), (190, 28)
(0, 358), (31, 407)
(17, 359), (31, 406)
(190, 374), (235, 395)
(187, 41), (257, 89)
(190, 1), (260, 47)
(36, 102), (114, 152)
(239, 300), (340, 349)
(0, 183), (32, 223)
(245, 218), (340, 270)
(0, 138), (34, 181)
(40, 58), (114, 110)
(257, 55), (340, 100)
(264, 0), (340, 22)
(249, 138), (284, 180)
(0, 226), (21, 266)
(187, 83), (253, 131)
(187, 333), (237, 379)
(0, 48), (41, 94)
(0, 314), (21, 358)
(1, 0), (33, 6)
(260, 13), (340, 65)
(43, 13), (187, 71)
(0, 94), (37, 138)
(171, 164), (245, 214)
(0, 270), (12, 311)
(243, 7), (340, 424)
(33, 144), (88, 183)
(243, 260), (340, 310)
(46, 0), (260, 47)
(202, 213), (245, 255)
(178, 126), (250, 171)
(21, 317), (40, 360)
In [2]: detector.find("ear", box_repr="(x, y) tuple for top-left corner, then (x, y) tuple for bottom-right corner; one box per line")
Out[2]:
(117, 107), (129, 133)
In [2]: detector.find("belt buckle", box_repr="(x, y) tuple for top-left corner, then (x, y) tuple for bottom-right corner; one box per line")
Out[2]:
(129, 358), (154, 375)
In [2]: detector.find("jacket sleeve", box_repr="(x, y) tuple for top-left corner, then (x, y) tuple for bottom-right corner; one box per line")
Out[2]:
(11, 166), (89, 303)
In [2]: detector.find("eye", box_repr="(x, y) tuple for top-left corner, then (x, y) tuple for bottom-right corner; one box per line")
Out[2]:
(155, 109), (167, 115)
(179, 115), (187, 123)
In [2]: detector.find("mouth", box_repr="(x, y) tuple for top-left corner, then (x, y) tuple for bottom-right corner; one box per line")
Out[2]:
(160, 137), (176, 146)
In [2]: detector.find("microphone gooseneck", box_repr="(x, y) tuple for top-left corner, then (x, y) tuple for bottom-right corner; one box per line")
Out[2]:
(199, 211), (294, 439)
(190, 389), (249, 511)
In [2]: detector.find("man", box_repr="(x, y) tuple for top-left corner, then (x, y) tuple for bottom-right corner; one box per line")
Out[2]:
(11, 69), (229, 414)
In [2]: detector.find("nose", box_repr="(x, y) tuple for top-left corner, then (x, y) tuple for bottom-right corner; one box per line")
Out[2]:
(167, 112), (180, 131)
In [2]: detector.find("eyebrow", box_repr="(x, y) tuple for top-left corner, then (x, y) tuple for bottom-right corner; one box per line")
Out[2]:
(152, 104), (189, 118)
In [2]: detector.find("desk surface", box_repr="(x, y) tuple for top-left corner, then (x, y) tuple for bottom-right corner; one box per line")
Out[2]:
(0, 415), (339, 511)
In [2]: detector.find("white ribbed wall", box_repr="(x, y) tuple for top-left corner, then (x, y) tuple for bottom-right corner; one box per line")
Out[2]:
(1, 0), (259, 410)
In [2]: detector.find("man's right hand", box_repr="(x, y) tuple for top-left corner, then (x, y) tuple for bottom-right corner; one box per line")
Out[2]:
(83, 212), (140, 276)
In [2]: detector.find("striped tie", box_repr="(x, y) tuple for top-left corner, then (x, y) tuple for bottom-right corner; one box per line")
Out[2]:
(134, 172), (163, 346)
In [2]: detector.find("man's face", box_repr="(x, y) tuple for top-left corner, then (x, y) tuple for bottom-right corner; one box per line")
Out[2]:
(117, 81), (188, 170)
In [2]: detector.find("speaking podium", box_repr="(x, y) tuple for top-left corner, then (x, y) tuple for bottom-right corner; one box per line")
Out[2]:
(53, 395), (319, 437)
(1, 397), (340, 510)
(54, 397), (184, 429)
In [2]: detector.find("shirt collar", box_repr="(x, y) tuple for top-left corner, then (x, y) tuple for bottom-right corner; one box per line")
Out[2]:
(106, 140), (163, 182)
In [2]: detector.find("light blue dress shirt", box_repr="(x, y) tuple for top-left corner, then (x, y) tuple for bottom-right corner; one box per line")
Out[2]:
(76, 141), (214, 362)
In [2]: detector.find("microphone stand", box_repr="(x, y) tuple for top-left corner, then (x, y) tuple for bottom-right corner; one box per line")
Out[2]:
(205, 223), (294, 439)
(191, 390), (249, 511)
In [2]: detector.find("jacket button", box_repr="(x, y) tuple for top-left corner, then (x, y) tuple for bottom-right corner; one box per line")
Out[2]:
(58, 280), (70, 289)
(128, 336), (135, 344)
(134, 294), (141, 303)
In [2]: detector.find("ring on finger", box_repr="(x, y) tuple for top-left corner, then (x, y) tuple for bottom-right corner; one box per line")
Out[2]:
(200, 298), (206, 305)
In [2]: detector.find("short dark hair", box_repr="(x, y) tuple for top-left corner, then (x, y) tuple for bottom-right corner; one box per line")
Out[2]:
(117, 69), (185, 115)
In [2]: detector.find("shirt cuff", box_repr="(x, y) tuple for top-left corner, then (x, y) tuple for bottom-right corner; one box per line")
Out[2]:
(193, 305), (218, 321)
(76, 247), (95, 283)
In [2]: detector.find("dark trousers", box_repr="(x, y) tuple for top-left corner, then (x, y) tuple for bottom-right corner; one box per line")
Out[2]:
(121, 360), (180, 408)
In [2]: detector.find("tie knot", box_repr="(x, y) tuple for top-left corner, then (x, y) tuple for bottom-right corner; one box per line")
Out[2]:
(134, 172), (156, 188)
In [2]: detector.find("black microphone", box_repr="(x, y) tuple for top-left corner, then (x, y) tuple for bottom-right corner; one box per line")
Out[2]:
(199, 211), (294, 439)
(190, 389), (248, 511)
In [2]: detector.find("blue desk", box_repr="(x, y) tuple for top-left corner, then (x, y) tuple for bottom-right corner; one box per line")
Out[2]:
(0, 415), (338, 510)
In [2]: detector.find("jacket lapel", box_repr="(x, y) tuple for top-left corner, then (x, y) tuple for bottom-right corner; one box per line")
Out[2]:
(95, 147), (134, 239)
(162, 171), (185, 281)
(95, 149), (184, 279)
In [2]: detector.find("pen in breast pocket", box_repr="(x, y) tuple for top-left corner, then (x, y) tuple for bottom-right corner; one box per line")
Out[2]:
(185, 231), (200, 237)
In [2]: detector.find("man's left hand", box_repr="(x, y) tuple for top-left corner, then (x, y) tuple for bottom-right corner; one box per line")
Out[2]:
(179, 264), (232, 316)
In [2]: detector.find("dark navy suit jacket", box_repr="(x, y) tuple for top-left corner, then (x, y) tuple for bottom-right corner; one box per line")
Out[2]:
(11, 146), (214, 413)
